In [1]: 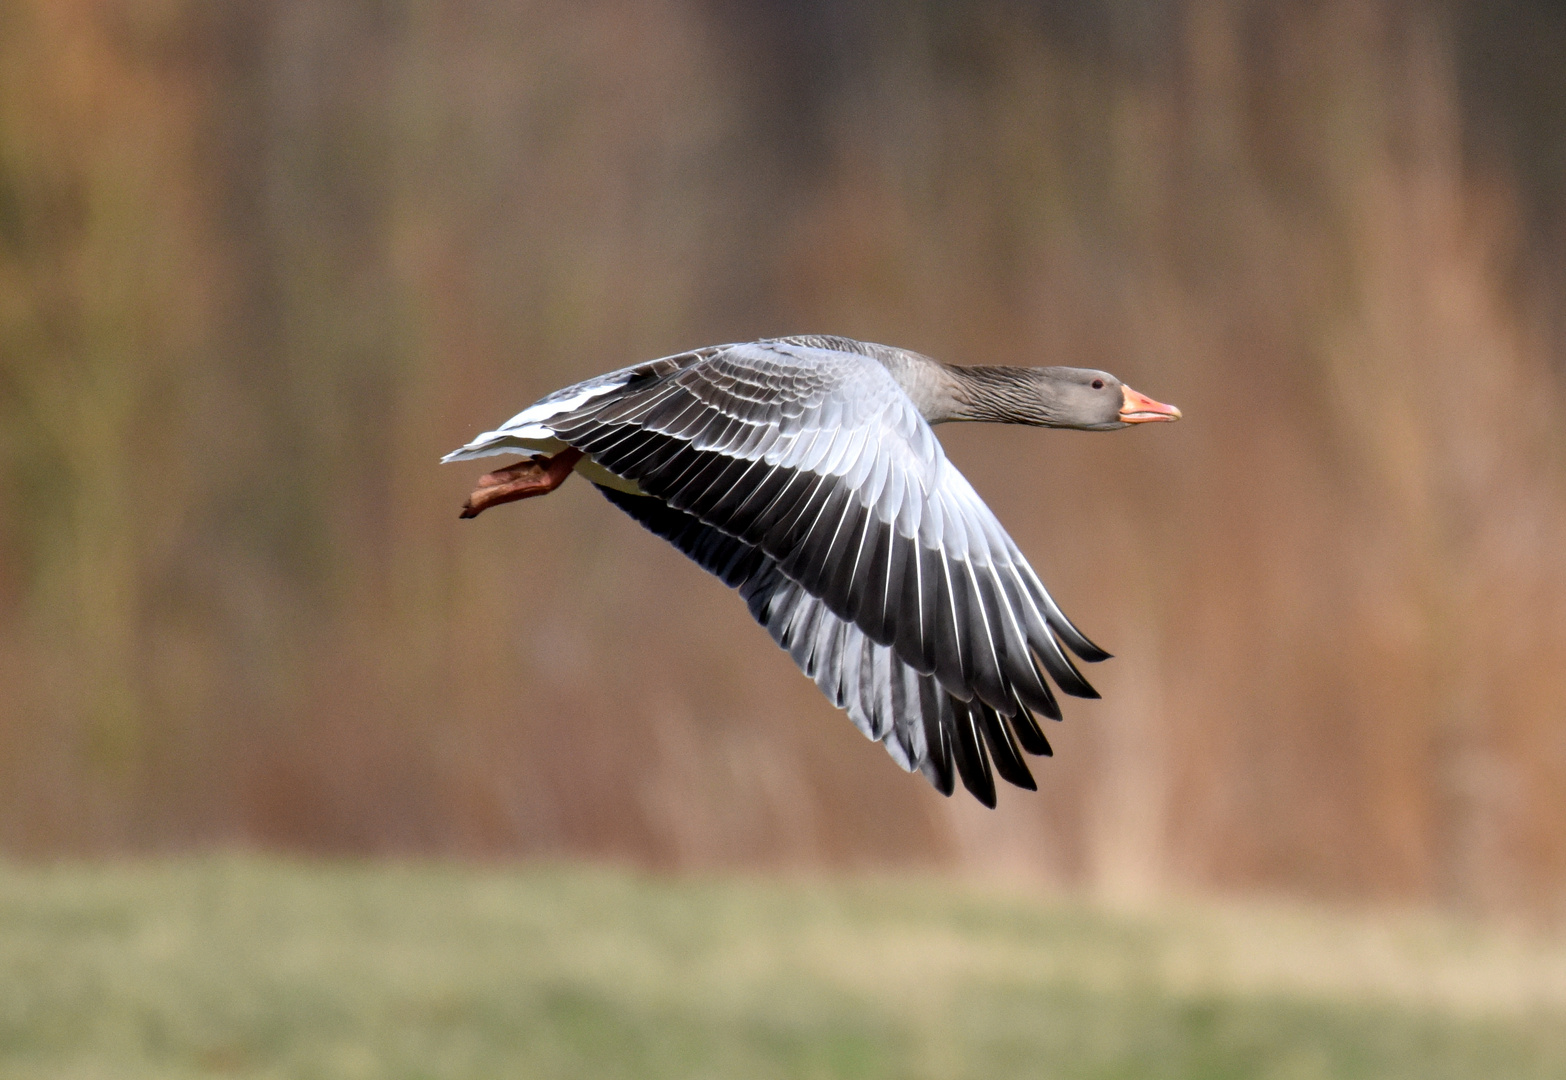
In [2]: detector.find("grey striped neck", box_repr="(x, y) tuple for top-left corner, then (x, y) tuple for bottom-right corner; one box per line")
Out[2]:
(941, 365), (1056, 426)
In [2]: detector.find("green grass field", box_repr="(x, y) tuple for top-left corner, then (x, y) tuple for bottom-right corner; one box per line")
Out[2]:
(1, 858), (1564, 1079)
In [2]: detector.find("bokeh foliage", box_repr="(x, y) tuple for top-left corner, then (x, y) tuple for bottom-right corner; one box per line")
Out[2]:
(1, 0), (1565, 915)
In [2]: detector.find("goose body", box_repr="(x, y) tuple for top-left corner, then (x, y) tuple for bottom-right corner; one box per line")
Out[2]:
(444, 335), (1179, 806)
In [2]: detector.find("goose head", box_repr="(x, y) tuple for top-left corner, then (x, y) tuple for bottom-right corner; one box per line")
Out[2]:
(1038, 367), (1182, 430)
(948, 364), (1182, 429)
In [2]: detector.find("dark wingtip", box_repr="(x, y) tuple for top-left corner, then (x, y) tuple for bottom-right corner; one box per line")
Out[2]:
(948, 705), (997, 808)
(1036, 643), (1100, 699)
(459, 504), (480, 519)
(1053, 617), (1113, 663)
(922, 754), (956, 798)
(975, 702), (1036, 792)
(990, 756), (1035, 791)
(1006, 702), (1054, 757)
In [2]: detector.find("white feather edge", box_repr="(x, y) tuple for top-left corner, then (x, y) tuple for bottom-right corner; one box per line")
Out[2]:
(441, 380), (644, 494)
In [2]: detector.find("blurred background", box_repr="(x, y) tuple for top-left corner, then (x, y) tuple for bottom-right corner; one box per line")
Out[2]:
(3, 0), (1566, 923)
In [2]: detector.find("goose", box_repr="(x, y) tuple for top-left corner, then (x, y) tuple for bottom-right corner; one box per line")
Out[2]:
(444, 336), (1180, 806)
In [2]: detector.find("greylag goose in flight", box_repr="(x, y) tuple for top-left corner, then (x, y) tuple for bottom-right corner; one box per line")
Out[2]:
(444, 336), (1180, 806)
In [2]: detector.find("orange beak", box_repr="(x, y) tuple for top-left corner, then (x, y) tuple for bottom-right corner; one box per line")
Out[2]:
(1119, 384), (1182, 423)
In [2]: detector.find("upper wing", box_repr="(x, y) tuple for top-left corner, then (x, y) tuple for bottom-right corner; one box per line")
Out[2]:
(547, 338), (1108, 724)
(442, 347), (724, 462)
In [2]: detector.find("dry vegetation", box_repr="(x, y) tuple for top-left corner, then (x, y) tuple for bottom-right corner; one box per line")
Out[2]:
(0, 1), (1564, 916)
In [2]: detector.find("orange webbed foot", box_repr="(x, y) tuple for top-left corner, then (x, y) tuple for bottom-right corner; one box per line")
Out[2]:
(459, 448), (585, 518)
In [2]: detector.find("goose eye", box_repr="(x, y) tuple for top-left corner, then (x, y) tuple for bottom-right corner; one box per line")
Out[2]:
(1091, 379), (1104, 390)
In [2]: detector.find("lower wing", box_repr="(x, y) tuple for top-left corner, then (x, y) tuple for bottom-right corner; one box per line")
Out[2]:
(595, 484), (1060, 807)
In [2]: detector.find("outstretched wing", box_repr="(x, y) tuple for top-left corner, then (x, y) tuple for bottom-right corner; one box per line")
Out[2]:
(596, 485), (1058, 806)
